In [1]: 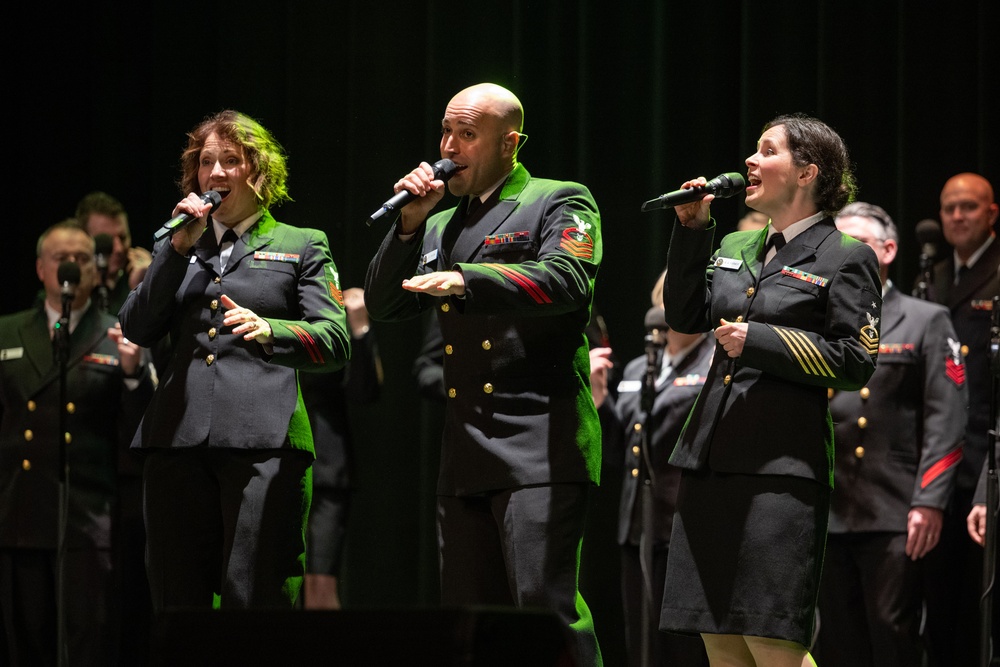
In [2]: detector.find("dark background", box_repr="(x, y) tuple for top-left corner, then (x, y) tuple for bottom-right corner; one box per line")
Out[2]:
(8, 1), (997, 661)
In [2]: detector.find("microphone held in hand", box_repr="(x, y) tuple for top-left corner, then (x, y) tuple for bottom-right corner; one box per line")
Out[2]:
(153, 191), (223, 242)
(641, 172), (747, 213)
(366, 159), (461, 226)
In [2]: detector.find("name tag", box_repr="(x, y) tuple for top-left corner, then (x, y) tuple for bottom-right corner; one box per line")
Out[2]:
(714, 257), (742, 270)
(420, 249), (439, 268)
(617, 380), (642, 393)
(0, 347), (24, 360)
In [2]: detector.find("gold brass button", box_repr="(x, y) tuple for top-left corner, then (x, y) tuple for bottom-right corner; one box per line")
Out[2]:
(22, 460), (31, 471)
(857, 416), (868, 429)
(440, 303), (450, 313)
(206, 354), (216, 366)
(482, 340), (492, 350)
(209, 327), (218, 339)
(210, 299), (219, 311)
(483, 383), (494, 394)
(827, 388), (835, 400)
(746, 287), (755, 297)
(64, 432), (72, 445)
(723, 374), (732, 386)
(633, 423), (642, 432)
(632, 445), (640, 456)
(66, 402), (76, 414)
(214, 276), (221, 284)
(27, 400), (36, 412)
(631, 468), (639, 478)
(444, 345), (454, 355)
(24, 430), (33, 442)
(854, 446), (865, 459)
(961, 345), (969, 357)
(447, 388), (457, 398)
(735, 315), (744, 323)
(860, 387), (870, 400)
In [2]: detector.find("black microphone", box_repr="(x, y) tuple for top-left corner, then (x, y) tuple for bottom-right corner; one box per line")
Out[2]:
(641, 172), (747, 213)
(366, 159), (461, 226)
(915, 218), (943, 259)
(94, 233), (114, 272)
(153, 191), (223, 242)
(57, 261), (81, 301)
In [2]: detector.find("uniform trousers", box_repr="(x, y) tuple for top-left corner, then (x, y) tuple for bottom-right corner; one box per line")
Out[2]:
(815, 532), (922, 666)
(0, 546), (112, 667)
(437, 483), (602, 667)
(142, 448), (312, 611)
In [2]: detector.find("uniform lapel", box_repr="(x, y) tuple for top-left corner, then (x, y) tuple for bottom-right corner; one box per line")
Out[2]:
(760, 217), (837, 281)
(20, 308), (53, 393)
(449, 165), (530, 264)
(229, 212), (277, 273)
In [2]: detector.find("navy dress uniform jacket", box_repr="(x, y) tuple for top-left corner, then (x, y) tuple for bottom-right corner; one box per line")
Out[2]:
(928, 238), (1000, 493)
(665, 218), (882, 485)
(365, 163), (603, 495)
(829, 286), (966, 532)
(0, 304), (153, 550)
(604, 334), (715, 546)
(119, 210), (351, 454)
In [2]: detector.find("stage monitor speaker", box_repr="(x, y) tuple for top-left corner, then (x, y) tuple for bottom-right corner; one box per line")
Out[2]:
(150, 606), (577, 666)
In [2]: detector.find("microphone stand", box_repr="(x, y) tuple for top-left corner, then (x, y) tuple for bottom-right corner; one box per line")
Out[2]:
(638, 331), (661, 667)
(54, 288), (72, 667)
(912, 250), (934, 300)
(982, 295), (1000, 667)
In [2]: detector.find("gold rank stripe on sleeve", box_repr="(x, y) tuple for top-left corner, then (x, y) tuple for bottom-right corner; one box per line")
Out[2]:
(286, 324), (324, 365)
(482, 263), (553, 304)
(772, 326), (837, 378)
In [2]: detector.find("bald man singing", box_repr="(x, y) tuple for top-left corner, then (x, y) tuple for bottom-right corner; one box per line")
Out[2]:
(365, 83), (604, 666)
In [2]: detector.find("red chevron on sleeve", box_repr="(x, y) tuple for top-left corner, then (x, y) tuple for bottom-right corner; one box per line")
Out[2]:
(945, 357), (965, 386)
(560, 228), (594, 259)
(483, 263), (553, 304)
(921, 446), (963, 489)
(287, 324), (324, 365)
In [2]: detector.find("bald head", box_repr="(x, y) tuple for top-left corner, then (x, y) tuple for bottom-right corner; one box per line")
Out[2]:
(451, 83), (524, 134)
(939, 172), (998, 260)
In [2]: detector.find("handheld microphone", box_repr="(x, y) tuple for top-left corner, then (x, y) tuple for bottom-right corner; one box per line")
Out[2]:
(915, 218), (943, 258)
(641, 172), (747, 213)
(366, 159), (460, 226)
(153, 191), (223, 242)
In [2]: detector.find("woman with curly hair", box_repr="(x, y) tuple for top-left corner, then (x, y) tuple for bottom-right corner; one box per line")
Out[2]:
(120, 110), (351, 611)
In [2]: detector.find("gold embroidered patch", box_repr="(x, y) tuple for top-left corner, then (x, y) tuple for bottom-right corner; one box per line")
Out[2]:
(860, 312), (880, 355)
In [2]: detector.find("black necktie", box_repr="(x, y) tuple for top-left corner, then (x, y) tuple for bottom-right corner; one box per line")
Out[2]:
(955, 264), (969, 285)
(763, 232), (786, 263)
(220, 229), (238, 272)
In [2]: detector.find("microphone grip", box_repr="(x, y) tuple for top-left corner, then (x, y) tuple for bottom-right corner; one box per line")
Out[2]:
(153, 191), (223, 242)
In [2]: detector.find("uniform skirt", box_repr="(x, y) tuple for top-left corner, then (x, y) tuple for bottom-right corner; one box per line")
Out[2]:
(659, 467), (829, 647)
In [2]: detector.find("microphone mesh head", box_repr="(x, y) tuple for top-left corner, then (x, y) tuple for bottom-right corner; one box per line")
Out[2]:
(433, 159), (460, 181)
(915, 218), (943, 245)
(94, 233), (114, 257)
(57, 261), (81, 285)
